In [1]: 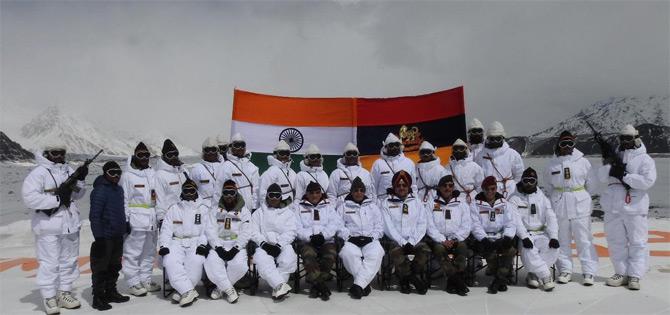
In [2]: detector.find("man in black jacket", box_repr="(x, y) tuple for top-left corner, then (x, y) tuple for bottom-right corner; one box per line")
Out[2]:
(89, 161), (130, 311)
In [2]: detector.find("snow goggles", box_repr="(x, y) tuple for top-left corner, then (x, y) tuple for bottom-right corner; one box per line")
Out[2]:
(164, 150), (179, 159)
(419, 149), (434, 156)
(275, 150), (290, 157)
(452, 146), (467, 152)
(105, 168), (122, 177)
(522, 177), (537, 185)
(231, 141), (246, 149)
(307, 154), (322, 161)
(619, 135), (635, 142)
(267, 192), (282, 199)
(558, 140), (575, 148)
(468, 128), (483, 135)
(218, 145), (228, 151)
(344, 151), (359, 157)
(203, 147), (218, 154)
(134, 151), (150, 159)
(182, 188), (197, 195)
(222, 189), (237, 197)
(487, 136), (504, 143)
(386, 142), (401, 149)
(46, 150), (66, 158)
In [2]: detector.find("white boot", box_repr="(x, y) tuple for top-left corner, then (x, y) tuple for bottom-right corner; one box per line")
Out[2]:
(606, 274), (628, 287)
(224, 287), (239, 304)
(582, 274), (594, 286)
(526, 273), (540, 288)
(57, 291), (81, 309)
(128, 284), (148, 297)
(628, 277), (640, 290)
(557, 272), (571, 284)
(272, 283), (292, 300)
(43, 297), (60, 315)
(143, 281), (161, 292)
(210, 288), (222, 300)
(179, 289), (199, 307)
(171, 292), (181, 303)
(542, 277), (555, 291)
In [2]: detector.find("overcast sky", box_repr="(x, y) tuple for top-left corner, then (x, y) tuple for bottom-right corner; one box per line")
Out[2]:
(1, 0), (668, 148)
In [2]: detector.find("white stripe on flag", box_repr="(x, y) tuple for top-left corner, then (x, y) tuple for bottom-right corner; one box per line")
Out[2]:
(231, 120), (354, 155)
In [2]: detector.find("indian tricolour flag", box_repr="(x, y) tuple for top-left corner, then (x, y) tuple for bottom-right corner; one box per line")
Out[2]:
(231, 87), (467, 172)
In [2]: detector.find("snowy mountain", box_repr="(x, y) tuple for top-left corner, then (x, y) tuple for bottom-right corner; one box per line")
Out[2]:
(0, 131), (34, 161)
(531, 96), (669, 138)
(18, 106), (197, 157)
(510, 96), (670, 156)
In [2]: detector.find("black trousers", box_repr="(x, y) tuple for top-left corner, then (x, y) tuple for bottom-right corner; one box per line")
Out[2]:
(90, 237), (124, 296)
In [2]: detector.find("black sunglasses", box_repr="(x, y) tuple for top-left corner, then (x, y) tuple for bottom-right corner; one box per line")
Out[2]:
(488, 136), (504, 142)
(105, 169), (122, 177)
(307, 154), (322, 160)
(164, 150), (179, 159)
(203, 147), (218, 154)
(267, 192), (282, 199)
(344, 151), (359, 157)
(135, 151), (150, 159)
(469, 129), (483, 135)
(619, 135), (635, 142)
(231, 142), (246, 149)
(47, 150), (66, 158)
(183, 188), (197, 195)
(276, 151), (290, 157)
(419, 149), (433, 155)
(452, 146), (467, 152)
(522, 177), (537, 185)
(222, 189), (237, 197)
(386, 143), (401, 148)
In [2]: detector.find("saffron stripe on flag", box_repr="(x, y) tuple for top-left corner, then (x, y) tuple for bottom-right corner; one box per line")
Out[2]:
(359, 146), (454, 170)
(233, 89), (354, 127)
(231, 120), (354, 155)
(356, 87), (465, 126)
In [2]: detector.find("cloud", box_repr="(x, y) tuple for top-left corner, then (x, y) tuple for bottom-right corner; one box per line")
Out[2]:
(1, 1), (668, 149)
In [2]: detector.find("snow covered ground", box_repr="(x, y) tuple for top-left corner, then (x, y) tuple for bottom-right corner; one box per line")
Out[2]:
(0, 219), (669, 314)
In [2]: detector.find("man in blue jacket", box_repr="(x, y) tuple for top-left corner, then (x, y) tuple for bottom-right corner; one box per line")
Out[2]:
(90, 161), (130, 311)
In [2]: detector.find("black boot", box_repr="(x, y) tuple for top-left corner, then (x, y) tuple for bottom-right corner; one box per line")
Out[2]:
(362, 285), (371, 297)
(445, 276), (457, 294)
(453, 274), (468, 296)
(399, 277), (411, 294)
(309, 284), (320, 299)
(318, 282), (331, 301)
(410, 275), (428, 295)
(487, 279), (498, 294)
(105, 287), (130, 303)
(497, 278), (508, 292)
(92, 294), (112, 311)
(349, 284), (363, 299)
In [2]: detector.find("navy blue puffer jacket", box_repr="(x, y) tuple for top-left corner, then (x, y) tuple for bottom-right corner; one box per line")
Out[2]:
(90, 175), (126, 238)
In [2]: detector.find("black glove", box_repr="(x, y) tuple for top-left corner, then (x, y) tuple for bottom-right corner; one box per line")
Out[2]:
(261, 242), (281, 258)
(196, 244), (209, 257)
(309, 233), (325, 248)
(549, 239), (560, 249)
(56, 184), (73, 208)
(609, 164), (626, 180)
(402, 243), (415, 255)
(500, 236), (514, 250)
(348, 236), (373, 248)
(75, 165), (89, 181)
(38, 209), (58, 217)
(522, 237), (533, 249)
(223, 246), (240, 261)
(246, 241), (258, 256)
(479, 238), (493, 252)
(215, 246), (227, 259)
(159, 247), (170, 256)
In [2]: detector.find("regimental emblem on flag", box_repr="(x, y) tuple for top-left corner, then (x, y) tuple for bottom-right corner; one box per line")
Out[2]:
(400, 125), (423, 152)
(279, 128), (304, 153)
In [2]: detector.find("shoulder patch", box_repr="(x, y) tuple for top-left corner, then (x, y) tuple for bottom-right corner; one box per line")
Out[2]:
(551, 171), (561, 175)
(134, 184), (145, 188)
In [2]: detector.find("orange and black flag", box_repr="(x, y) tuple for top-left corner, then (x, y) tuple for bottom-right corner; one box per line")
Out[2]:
(231, 87), (467, 172)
